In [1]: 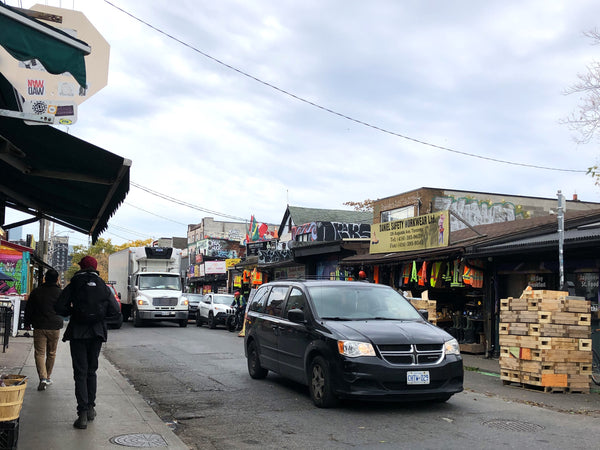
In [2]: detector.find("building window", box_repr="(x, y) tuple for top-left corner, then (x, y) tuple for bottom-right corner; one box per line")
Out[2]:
(381, 206), (414, 223)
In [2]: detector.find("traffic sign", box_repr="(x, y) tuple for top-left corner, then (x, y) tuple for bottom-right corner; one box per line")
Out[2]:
(0, 4), (109, 124)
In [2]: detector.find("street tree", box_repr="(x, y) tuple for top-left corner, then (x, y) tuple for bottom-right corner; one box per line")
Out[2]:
(65, 237), (116, 281)
(343, 199), (375, 212)
(561, 29), (600, 184)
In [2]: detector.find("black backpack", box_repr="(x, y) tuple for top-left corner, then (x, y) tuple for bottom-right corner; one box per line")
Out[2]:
(71, 272), (108, 324)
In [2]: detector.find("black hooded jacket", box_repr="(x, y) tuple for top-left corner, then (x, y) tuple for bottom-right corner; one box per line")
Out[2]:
(55, 268), (120, 342)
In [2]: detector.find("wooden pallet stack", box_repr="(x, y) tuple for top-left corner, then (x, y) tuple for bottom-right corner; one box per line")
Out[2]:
(499, 288), (592, 393)
(407, 298), (437, 326)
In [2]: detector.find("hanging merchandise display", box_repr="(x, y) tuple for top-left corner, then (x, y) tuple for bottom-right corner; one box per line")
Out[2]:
(429, 261), (444, 288)
(418, 261), (428, 286)
(410, 261), (418, 283)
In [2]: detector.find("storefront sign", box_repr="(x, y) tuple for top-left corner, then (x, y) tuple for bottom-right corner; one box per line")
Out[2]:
(205, 260), (226, 274)
(225, 258), (241, 269)
(370, 211), (449, 254)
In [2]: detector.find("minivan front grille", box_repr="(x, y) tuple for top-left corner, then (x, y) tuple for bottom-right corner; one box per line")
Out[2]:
(377, 343), (444, 366)
(153, 297), (178, 307)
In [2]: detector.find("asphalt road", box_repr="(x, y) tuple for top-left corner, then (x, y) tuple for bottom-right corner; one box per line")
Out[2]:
(102, 320), (600, 450)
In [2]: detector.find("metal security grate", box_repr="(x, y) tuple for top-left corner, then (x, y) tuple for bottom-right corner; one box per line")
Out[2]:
(110, 433), (168, 447)
(483, 419), (544, 433)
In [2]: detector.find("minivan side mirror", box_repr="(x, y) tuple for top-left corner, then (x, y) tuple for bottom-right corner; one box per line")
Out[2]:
(418, 309), (429, 321)
(288, 308), (305, 323)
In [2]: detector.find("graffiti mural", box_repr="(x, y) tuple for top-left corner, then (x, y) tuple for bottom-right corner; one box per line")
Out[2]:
(258, 249), (293, 264)
(292, 222), (371, 242)
(433, 195), (529, 231)
(196, 239), (239, 258)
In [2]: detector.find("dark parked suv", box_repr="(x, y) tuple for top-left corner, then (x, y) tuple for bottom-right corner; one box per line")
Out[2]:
(244, 280), (463, 407)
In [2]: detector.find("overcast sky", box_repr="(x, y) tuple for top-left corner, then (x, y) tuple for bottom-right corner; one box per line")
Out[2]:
(5, 0), (600, 247)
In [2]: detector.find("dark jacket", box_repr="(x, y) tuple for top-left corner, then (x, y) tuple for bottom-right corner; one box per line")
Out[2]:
(55, 268), (121, 342)
(23, 282), (64, 330)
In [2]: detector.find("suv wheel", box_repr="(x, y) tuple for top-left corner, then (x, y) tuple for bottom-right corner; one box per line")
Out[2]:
(247, 342), (268, 379)
(196, 316), (203, 327)
(309, 356), (338, 408)
(208, 312), (216, 329)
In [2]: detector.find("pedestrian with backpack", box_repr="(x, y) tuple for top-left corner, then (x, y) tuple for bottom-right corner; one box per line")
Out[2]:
(23, 268), (64, 391)
(55, 255), (120, 430)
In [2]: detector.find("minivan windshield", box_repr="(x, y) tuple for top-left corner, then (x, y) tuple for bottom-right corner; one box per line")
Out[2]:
(307, 284), (422, 321)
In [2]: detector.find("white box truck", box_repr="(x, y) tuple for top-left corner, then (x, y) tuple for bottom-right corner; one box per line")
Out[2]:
(108, 247), (189, 327)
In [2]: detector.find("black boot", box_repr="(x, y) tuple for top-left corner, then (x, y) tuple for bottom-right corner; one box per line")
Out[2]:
(73, 412), (88, 429)
(87, 407), (96, 421)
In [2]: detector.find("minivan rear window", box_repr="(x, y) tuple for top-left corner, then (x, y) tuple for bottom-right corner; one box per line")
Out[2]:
(307, 285), (422, 320)
(265, 286), (288, 317)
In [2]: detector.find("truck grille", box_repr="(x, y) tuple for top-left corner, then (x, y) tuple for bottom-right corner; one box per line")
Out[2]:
(377, 343), (444, 365)
(153, 297), (178, 306)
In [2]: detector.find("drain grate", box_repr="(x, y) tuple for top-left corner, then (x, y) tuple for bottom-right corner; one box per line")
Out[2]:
(483, 419), (544, 433)
(110, 433), (168, 447)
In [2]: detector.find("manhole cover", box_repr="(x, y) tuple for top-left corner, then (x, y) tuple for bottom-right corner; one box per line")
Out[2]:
(110, 433), (168, 447)
(483, 419), (544, 433)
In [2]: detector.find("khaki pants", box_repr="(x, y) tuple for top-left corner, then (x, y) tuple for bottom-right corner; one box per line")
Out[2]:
(33, 329), (61, 380)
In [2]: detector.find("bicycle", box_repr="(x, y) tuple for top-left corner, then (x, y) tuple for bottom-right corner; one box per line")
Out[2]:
(592, 349), (600, 386)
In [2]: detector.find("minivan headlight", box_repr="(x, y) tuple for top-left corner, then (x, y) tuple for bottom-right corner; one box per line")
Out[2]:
(444, 338), (460, 356)
(338, 340), (376, 357)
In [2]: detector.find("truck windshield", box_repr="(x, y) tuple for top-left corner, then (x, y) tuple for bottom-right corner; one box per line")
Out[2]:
(138, 274), (181, 291)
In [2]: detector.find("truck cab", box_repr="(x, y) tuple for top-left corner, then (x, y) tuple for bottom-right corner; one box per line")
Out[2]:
(131, 271), (188, 327)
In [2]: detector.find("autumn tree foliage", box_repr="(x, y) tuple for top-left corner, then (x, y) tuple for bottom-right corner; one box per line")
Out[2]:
(65, 238), (153, 282)
(343, 199), (375, 212)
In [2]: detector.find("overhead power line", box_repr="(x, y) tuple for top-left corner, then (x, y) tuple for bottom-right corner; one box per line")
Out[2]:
(104, 0), (587, 174)
(130, 182), (248, 222)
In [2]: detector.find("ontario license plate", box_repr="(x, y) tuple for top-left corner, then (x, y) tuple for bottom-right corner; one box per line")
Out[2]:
(161, 311), (172, 316)
(407, 371), (430, 385)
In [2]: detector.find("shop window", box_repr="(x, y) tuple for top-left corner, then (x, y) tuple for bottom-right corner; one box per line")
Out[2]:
(381, 206), (414, 223)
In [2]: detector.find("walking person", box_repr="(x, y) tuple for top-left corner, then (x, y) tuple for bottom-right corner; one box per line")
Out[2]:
(55, 255), (120, 430)
(23, 268), (64, 391)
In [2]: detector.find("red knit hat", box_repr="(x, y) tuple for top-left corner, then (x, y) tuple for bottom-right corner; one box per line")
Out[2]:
(78, 255), (97, 270)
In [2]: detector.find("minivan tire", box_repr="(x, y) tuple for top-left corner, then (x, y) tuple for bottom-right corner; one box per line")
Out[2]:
(309, 356), (338, 408)
(247, 342), (268, 379)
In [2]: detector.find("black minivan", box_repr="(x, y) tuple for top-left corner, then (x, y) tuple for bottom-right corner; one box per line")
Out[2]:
(244, 280), (463, 407)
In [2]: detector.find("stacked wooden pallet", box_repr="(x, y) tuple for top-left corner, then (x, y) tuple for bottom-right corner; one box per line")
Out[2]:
(407, 298), (437, 326)
(499, 289), (592, 393)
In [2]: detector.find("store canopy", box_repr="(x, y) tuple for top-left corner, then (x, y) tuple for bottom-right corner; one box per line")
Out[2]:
(0, 72), (130, 243)
(0, 2), (89, 87)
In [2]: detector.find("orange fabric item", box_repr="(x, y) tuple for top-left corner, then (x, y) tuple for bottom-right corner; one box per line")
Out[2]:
(417, 261), (428, 286)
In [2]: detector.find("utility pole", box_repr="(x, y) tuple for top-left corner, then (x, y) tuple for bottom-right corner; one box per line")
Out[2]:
(557, 190), (565, 289)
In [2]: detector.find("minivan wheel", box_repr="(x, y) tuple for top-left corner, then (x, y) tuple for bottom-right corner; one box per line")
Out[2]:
(247, 342), (268, 379)
(309, 356), (338, 408)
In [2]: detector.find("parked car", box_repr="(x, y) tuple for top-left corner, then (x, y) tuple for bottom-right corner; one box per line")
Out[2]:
(196, 293), (235, 328)
(106, 283), (123, 329)
(244, 280), (463, 408)
(186, 293), (203, 321)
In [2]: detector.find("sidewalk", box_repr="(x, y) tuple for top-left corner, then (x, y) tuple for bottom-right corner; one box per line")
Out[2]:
(2, 336), (600, 449)
(1, 334), (189, 449)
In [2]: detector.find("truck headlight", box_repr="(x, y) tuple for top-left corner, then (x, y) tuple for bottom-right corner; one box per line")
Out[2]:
(444, 338), (460, 356)
(337, 340), (376, 357)
(181, 298), (188, 306)
(136, 297), (149, 306)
